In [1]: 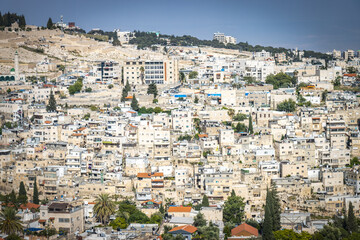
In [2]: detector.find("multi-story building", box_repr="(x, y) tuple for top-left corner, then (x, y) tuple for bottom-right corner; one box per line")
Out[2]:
(87, 61), (120, 84)
(124, 59), (178, 85)
(39, 202), (84, 236)
(213, 32), (236, 45)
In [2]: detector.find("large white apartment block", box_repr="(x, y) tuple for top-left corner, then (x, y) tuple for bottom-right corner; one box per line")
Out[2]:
(124, 59), (178, 85)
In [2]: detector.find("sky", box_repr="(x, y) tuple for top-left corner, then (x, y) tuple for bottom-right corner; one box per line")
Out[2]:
(1, 0), (360, 52)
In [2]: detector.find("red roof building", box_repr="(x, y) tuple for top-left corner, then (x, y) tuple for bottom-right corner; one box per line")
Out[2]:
(169, 225), (197, 233)
(168, 206), (192, 213)
(230, 223), (259, 239)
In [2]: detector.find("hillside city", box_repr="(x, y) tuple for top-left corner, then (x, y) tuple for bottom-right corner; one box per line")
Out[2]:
(1, 13), (360, 240)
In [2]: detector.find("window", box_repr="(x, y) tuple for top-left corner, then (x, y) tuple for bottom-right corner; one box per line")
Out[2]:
(59, 218), (70, 223)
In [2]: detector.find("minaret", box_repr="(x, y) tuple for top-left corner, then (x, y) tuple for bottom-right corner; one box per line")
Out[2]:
(14, 51), (19, 81)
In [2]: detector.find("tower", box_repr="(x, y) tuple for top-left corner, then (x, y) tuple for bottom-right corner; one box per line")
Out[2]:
(14, 50), (19, 81)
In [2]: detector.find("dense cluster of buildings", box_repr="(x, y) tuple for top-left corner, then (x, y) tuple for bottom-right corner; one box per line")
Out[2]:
(0, 26), (360, 239)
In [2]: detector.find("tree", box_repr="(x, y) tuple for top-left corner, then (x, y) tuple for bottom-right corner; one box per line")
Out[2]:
(7, 88), (11, 93)
(246, 219), (260, 230)
(313, 225), (341, 240)
(149, 212), (163, 225)
(38, 226), (57, 239)
(46, 90), (57, 112)
(179, 72), (186, 83)
(93, 193), (116, 225)
(18, 181), (28, 204)
(274, 229), (312, 240)
(131, 95), (139, 111)
(194, 212), (207, 227)
(108, 84), (114, 89)
(277, 99), (296, 112)
(0, 12), (3, 26)
(140, 66), (145, 84)
(112, 39), (121, 46)
(147, 82), (158, 98)
(33, 177), (39, 204)
(227, 108), (235, 119)
(189, 71), (198, 79)
(347, 67), (357, 74)
(244, 76), (256, 84)
(233, 113), (247, 121)
(68, 78), (83, 95)
(18, 15), (26, 28)
(85, 87), (92, 92)
(83, 113), (90, 120)
(0, 207), (23, 235)
(248, 115), (254, 134)
(196, 222), (219, 240)
(263, 204), (274, 240)
(109, 217), (128, 230)
(159, 203), (165, 214)
(121, 88), (127, 102)
(5, 234), (22, 240)
(321, 90), (328, 102)
(349, 157), (360, 167)
(5, 12), (11, 27)
(47, 17), (53, 29)
(223, 223), (235, 239)
(333, 76), (341, 87)
(128, 210), (149, 223)
(8, 190), (18, 208)
(154, 107), (163, 113)
(125, 80), (131, 93)
(271, 184), (281, 231)
(194, 96), (199, 104)
(223, 190), (245, 225)
(202, 195), (209, 207)
(265, 72), (294, 89)
(234, 122), (247, 133)
(153, 99), (158, 104)
(347, 202), (357, 233)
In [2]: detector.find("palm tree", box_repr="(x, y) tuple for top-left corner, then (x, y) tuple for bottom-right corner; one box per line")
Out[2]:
(93, 194), (116, 225)
(139, 66), (145, 85)
(0, 207), (23, 235)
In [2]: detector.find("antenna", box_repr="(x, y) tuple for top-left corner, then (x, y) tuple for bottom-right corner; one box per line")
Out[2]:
(60, 15), (64, 37)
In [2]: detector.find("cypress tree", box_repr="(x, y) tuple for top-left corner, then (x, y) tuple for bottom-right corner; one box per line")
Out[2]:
(121, 88), (127, 102)
(46, 90), (57, 112)
(263, 205), (274, 240)
(18, 181), (28, 204)
(33, 177), (39, 204)
(19, 15), (26, 28)
(19, 181), (27, 196)
(159, 203), (165, 214)
(4, 12), (10, 27)
(347, 202), (358, 233)
(263, 188), (275, 240)
(248, 115), (254, 134)
(131, 95), (139, 111)
(0, 12), (3, 26)
(125, 80), (131, 93)
(9, 190), (17, 206)
(271, 184), (281, 231)
(202, 195), (209, 207)
(47, 17), (53, 29)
